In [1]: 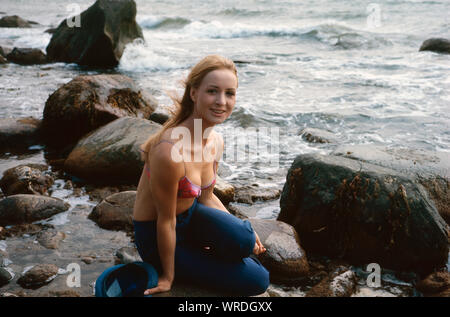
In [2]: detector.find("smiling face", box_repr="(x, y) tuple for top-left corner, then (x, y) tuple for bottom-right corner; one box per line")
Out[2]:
(190, 68), (238, 126)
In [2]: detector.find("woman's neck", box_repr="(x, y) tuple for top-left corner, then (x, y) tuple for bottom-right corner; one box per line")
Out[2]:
(180, 115), (215, 147)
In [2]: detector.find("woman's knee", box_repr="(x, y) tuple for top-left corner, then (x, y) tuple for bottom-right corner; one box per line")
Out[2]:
(240, 258), (270, 296)
(215, 219), (256, 259)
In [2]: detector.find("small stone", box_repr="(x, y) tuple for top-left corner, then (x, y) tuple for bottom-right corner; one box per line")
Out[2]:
(17, 264), (59, 289)
(330, 270), (357, 297)
(0, 267), (14, 286)
(1, 292), (19, 297)
(48, 290), (81, 297)
(37, 230), (66, 249)
(81, 256), (95, 264)
(63, 180), (73, 190)
(299, 127), (339, 144)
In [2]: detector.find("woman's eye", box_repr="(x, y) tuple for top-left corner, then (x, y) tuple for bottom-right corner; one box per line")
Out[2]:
(207, 89), (217, 94)
(226, 92), (235, 97)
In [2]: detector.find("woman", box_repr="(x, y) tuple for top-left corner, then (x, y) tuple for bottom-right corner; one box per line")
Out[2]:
(132, 55), (269, 296)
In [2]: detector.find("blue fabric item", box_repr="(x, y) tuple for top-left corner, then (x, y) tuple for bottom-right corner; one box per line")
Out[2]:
(133, 199), (270, 296)
(95, 261), (158, 297)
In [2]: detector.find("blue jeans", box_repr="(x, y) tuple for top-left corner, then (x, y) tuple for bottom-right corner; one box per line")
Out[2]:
(132, 198), (270, 296)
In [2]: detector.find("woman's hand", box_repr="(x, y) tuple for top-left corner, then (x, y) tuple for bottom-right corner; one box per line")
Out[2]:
(144, 275), (173, 296)
(253, 231), (266, 255)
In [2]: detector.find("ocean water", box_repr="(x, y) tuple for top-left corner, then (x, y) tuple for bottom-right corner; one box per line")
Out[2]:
(0, 0), (449, 188)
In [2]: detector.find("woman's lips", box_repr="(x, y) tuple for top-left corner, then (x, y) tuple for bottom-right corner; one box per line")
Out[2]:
(211, 109), (225, 116)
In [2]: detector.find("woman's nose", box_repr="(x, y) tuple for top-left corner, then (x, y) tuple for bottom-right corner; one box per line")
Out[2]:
(216, 92), (226, 105)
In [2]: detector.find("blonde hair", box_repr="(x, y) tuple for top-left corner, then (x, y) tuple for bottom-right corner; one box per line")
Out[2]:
(139, 55), (238, 164)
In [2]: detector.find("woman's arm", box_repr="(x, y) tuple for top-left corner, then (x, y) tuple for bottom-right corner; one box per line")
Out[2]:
(144, 143), (184, 295)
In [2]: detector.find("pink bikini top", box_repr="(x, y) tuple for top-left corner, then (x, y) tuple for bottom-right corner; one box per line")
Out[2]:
(140, 140), (217, 198)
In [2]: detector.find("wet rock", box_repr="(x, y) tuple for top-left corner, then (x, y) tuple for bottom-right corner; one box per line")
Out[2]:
(331, 145), (450, 179)
(149, 105), (171, 125)
(0, 164), (54, 196)
(332, 145), (450, 225)
(0, 55), (6, 64)
(42, 74), (157, 148)
(418, 176), (449, 226)
(227, 199), (280, 220)
(227, 203), (253, 219)
(419, 38), (450, 55)
(115, 246), (141, 264)
(81, 256), (95, 264)
(17, 264), (59, 289)
(416, 272), (450, 297)
(0, 46), (13, 58)
(306, 269), (356, 297)
(299, 127), (339, 144)
(0, 117), (43, 152)
(0, 15), (32, 28)
(0, 292), (19, 297)
(37, 230), (66, 249)
(214, 177), (235, 206)
(88, 191), (136, 232)
(0, 223), (48, 240)
(235, 184), (281, 204)
(85, 186), (119, 202)
(0, 267), (14, 287)
(64, 117), (161, 185)
(46, 0), (143, 68)
(44, 28), (57, 34)
(0, 194), (70, 226)
(6, 48), (47, 65)
(278, 153), (449, 274)
(1, 46), (7, 58)
(249, 218), (309, 285)
(48, 290), (81, 297)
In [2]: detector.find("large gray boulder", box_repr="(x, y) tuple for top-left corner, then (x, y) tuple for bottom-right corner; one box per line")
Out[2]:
(42, 74), (157, 148)
(278, 153), (449, 275)
(0, 194), (70, 226)
(88, 191), (135, 232)
(64, 117), (161, 185)
(46, 0), (143, 67)
(0, 117), (42, 151)
(249, 218), (309, 285)
(331, 145), (450, 225)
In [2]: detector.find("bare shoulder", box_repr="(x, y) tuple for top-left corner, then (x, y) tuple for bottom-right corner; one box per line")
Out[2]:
(148, 141), (184, 182)
(160, 127), (185, 143)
